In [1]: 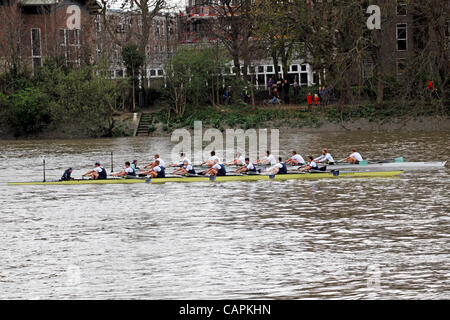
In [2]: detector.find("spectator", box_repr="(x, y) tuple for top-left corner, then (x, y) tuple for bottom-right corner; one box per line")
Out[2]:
(283, 79), (290, 104)
(314, 93), (319, 105)
(426, 81), (433, 91)
(269, 88), (281, 104)
(276, 74), (283, 95)
(293, 79), (299, 103)
(267, 77), (274, 92)
(223, 86), (232, 105)
(307, 92), (313, 108)
(242, 87), (250, 104)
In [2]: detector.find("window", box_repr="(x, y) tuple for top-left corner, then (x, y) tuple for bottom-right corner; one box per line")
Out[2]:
(266, 65), (273, 73)
(362, 60), (373, 80)
(60, 29), (81, 66)
(397, 0), (407, 16)
(397, 58), (407, 76)
(116, 70), (124, 78)
(291, 64), (298, 72)
(301, 64), (307, 72)
(157, 69), (164, 76)
(258, 66), (264, 73)
(31, 28), (42, 72)
(150, 69), (156, 77)
(396, 23), (407, 51)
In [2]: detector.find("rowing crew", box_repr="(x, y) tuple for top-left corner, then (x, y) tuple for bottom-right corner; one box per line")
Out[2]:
(63, 148), (363, 180)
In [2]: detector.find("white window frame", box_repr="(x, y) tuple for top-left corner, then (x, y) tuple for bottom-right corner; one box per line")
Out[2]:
(396, 23), (408, 52)
(397, 0), (407, 16)
(31, 28), (42, 70)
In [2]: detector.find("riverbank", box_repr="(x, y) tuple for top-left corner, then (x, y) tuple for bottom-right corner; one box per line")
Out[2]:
(138, 102), (450, 136)
(1, 103), (449, 139)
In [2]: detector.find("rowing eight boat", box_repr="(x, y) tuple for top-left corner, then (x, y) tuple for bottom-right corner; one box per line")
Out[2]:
(8, 170), (404, 186)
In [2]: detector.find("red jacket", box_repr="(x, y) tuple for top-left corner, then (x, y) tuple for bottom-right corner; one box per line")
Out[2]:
(314, 95), (319, 105)
(307, 94), (313, 105)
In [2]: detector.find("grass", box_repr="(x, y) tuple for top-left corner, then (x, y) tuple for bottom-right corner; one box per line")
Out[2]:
(138, 100), (449, 134)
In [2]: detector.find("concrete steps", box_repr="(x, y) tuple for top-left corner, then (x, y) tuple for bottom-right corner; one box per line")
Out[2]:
(135, 113), (154, 136)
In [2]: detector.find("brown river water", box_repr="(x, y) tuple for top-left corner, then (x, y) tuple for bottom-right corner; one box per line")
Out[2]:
(0, 131), (449, 299)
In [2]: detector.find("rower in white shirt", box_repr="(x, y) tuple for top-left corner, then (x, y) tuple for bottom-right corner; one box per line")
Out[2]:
(141, 159), (165, 178)
(314, 149), (335, 165)
(201, 151), (222, 167)
(297, 156), (320, 172)
(285, 150), (305, 166)
(169, 152), (192, 167)
(235, 158), (257, 174)
(343, 148), (363, 164)
(266, 157), (288, 175)
(226, 152), (246, 166)
(257, 150), (277, 166)
(112, 161), (136, 177)
(172, 160), (196, 176)
(202, 158), (226, 176)
(144, 154), (165, 170)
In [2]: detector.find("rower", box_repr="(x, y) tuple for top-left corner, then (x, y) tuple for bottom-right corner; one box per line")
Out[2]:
(170, 152), (192, 167)
(82, 162), (107, 180)
(314, 149), (335, 165)
(226, 152), (246, 166)
(141, 159), (165, 178)
(285, 150), (305, 166)
(201, 151), (221, 167)
(173, 160), (196, 176)
(61, 168), (74, 181)
(266, 157), (288, 175)
(235, 157), (257, 174)
(131, 160), (139, 171)
(144, 154), (165, 170)
(297, 156), (320, 172)
(112, 161), (136, 177)
(343, 148), (363, 164)
(202, 159), (226, 176)
(257, 150), (277, 166)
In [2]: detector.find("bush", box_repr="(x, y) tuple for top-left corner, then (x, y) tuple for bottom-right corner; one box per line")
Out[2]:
(10, 87), (51, 135)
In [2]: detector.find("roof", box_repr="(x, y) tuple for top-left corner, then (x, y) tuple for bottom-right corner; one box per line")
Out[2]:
(18, 0), (101, 9)
(18, 0), (59, 5)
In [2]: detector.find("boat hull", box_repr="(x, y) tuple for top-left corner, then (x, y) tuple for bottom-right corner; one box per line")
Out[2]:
(326, 161), (446, 170)
(8, 171), (404, 186)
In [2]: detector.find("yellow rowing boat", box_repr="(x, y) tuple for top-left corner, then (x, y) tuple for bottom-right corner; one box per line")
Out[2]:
(8, 170), (403, 185)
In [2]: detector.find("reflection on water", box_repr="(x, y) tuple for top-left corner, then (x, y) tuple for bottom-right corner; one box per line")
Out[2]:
(0, 131), (449, 299)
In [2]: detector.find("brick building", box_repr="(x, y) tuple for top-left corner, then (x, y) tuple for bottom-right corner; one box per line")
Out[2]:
(0, 0), (100, 73)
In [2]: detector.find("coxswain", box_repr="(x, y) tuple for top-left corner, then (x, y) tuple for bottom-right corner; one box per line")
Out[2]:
(297, 156), (320, 172)
(226, 152), (245, 166)
(266, 157), (288, 175)
(82, 162), (107, 180)
(131, 160), (139, 171)
(61, 168), (74, 181)
(141, 159), (165, 178)
(172, 160), (196, 176)
(112, 161), (136, 177)
(202, 159), (226, 176)
(314, 149), (335, 165)
(235, 158), (257, 174)
(285, 150), (305, 166)
(343, 148), (363, 164)
(201, 151), (221, 167)
(257, 150), (277, 166)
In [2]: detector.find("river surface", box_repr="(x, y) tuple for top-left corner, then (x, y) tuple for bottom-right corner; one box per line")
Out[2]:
(0, 131), (449, 299)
